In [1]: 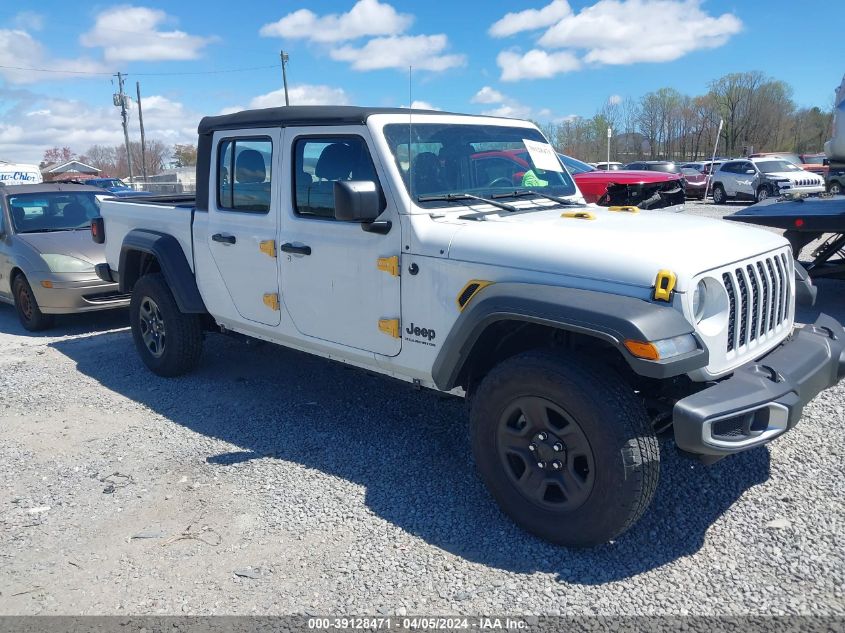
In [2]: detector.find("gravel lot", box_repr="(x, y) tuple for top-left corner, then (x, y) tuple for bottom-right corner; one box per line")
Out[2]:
(1, 200), (844, 616)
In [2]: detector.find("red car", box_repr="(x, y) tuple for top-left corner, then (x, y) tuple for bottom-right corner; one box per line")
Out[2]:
(471, 149), (686, 208)
(558, 154), (686, 208)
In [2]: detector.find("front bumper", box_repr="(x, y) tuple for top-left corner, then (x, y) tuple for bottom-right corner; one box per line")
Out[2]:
(674, 314), (845, 458)
(31, 274), (130, 314)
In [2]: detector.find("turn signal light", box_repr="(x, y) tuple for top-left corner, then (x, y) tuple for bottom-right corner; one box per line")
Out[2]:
(40, 280), (53, 289)
(623, 340), (660, 360)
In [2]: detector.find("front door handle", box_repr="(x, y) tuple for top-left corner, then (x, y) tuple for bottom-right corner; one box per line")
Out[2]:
(212, 233), (236, 244)
(280, 242), (312, 256)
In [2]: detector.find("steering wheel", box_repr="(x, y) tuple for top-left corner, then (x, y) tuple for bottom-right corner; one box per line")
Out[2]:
(487, 177), (514, 189)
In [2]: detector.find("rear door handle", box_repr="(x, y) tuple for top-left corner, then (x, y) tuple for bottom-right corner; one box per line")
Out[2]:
(280, 243), (312, 256)
(212, 233), (236, 244)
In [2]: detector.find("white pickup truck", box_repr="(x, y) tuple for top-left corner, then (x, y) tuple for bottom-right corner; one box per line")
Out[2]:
(94, 106), (845, 546)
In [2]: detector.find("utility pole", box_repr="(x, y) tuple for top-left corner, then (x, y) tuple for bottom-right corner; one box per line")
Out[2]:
(114, 72), (133, 183)
(280, 50), (290, 106)
(136, 81), (148, 184)
(607, 126), (612, 167)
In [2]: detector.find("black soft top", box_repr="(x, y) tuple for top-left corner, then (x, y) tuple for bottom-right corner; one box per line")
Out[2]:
(198, 105), (452, 134)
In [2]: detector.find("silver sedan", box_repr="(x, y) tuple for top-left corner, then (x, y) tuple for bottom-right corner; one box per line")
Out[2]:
(0, 183), (129, 331)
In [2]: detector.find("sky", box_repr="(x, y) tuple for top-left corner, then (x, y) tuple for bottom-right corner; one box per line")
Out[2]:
(1, 0), (842, 165)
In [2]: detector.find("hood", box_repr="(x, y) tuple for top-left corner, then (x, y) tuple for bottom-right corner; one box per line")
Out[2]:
(16, 230), (106, 265)
(574, 170), (680, 184)
(445, 206), (787, 292)
(767, 171), (824, 183)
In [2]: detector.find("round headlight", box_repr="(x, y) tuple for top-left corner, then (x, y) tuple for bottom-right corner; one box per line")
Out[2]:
(692, 279), (706, 322)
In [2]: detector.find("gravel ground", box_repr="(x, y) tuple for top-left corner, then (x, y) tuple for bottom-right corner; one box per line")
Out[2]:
(1, 200), (844, 616)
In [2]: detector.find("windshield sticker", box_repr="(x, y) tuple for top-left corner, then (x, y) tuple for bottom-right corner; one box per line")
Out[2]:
(523, 139), (564, 173)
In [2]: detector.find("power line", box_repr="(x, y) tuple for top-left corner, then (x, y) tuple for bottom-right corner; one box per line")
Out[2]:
(0, 63), (278, 77)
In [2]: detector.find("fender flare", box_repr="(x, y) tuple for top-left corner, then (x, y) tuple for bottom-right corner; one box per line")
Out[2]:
(119, 229), (207, 314)
(430, 283), (707, 390)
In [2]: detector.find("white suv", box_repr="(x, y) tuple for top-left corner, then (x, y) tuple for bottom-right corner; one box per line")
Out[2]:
(712, 157), (825, 203)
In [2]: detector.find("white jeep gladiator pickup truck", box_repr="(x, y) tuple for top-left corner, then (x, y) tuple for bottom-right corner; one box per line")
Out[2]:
(93, 106), (845, 546)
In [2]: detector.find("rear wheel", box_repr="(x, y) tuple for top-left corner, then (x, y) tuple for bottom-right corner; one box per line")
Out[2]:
(130, 273), (203, 376)
(12, 275), (54, 331)
(469, 351), (659, 547)
(712, 184), (727, 205)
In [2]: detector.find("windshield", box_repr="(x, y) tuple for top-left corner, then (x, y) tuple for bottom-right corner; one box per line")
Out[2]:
(649, 163), (679, 173)
(681, 167), (702, 176)
(756, 160), (801, 174)
(7, 192), (100, 233)
(802, 155), (825, 165)
(557, 154), (595, 175)
(99, 179), (127, 188)
(382, 123), (577, 205)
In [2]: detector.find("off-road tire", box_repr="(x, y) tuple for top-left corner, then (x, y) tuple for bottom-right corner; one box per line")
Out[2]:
(712, 184), (727, 205)
(470, 350), (659, 547)
(12, 274), (54, 331)
(130, 273), (203, 377)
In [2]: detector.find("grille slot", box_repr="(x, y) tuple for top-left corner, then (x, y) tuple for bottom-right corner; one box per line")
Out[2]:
(723, 273), (736, 352)
(721, 252), (792, 355)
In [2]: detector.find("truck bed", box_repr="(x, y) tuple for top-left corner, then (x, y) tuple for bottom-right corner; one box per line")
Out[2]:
(725, 196), (845, 232)
(100, 197), (196, 274)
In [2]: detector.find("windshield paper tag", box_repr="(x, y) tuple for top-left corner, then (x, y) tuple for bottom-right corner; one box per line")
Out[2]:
(523, 139), (563, 172)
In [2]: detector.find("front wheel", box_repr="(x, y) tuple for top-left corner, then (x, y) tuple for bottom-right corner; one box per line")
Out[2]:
(712, 184), (727, 205)
(829, 181), (842, 195)
(756, 185), (771, 202)
(130, 273), (203, 376)
(469, 351), (659, 546)
(12, 275), (54, 331)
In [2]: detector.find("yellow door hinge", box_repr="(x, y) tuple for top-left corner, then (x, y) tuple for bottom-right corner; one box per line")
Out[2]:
(263, 293), (280, 311)
(259, 240), (277, 258)
(377, 255), (400, 277)
(378, 318), (400, 338)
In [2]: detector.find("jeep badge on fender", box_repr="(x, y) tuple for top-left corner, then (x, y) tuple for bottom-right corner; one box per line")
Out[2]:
(406, 323), (435, 342)
(94, 105), (845, 547)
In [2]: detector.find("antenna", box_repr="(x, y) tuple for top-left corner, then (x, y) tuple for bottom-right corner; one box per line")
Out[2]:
(408, 66), (413, 206)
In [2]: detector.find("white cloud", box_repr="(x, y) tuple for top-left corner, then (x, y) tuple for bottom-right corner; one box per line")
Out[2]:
(481, 103), (533, 119)
(12, 11), (45, 31)
(537, 0), (742, 65)
(0, 88), (198, 164)
(80, 5), (214, 62)
(408, 100), (440, 110)
(471, 86), (507, 104)
(0, 29), (110, 84)
(249, 85), (351, 108)
(330, 35), (465, 71)
(259, 0), (412, 43)
(470, 87), (538, 121)
(489, 0), (571, 37)
(608, 94), (623, 105)
(497, 49), (581, 81)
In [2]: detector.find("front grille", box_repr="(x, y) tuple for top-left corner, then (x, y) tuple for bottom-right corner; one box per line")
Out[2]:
(721, 252), (792, 353)
(794, 178), (821, 187)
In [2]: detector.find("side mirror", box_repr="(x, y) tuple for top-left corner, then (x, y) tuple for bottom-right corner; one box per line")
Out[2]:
(333, 180), (383, 222)
(824, 158), (830, 166)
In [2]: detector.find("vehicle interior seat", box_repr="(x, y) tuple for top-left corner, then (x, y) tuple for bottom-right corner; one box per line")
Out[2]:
(234, 149), (271, 212)
(411, 152), (446, 196)
(62, 202), (88, 226)
(300, 143), (357, 217)
(11, 206), (26, 230)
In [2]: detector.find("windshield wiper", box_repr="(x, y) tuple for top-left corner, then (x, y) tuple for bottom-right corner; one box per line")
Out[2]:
(417, 193), (518, 213)
(19, 228), (69, 233)
(492, 189), (586, 207)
